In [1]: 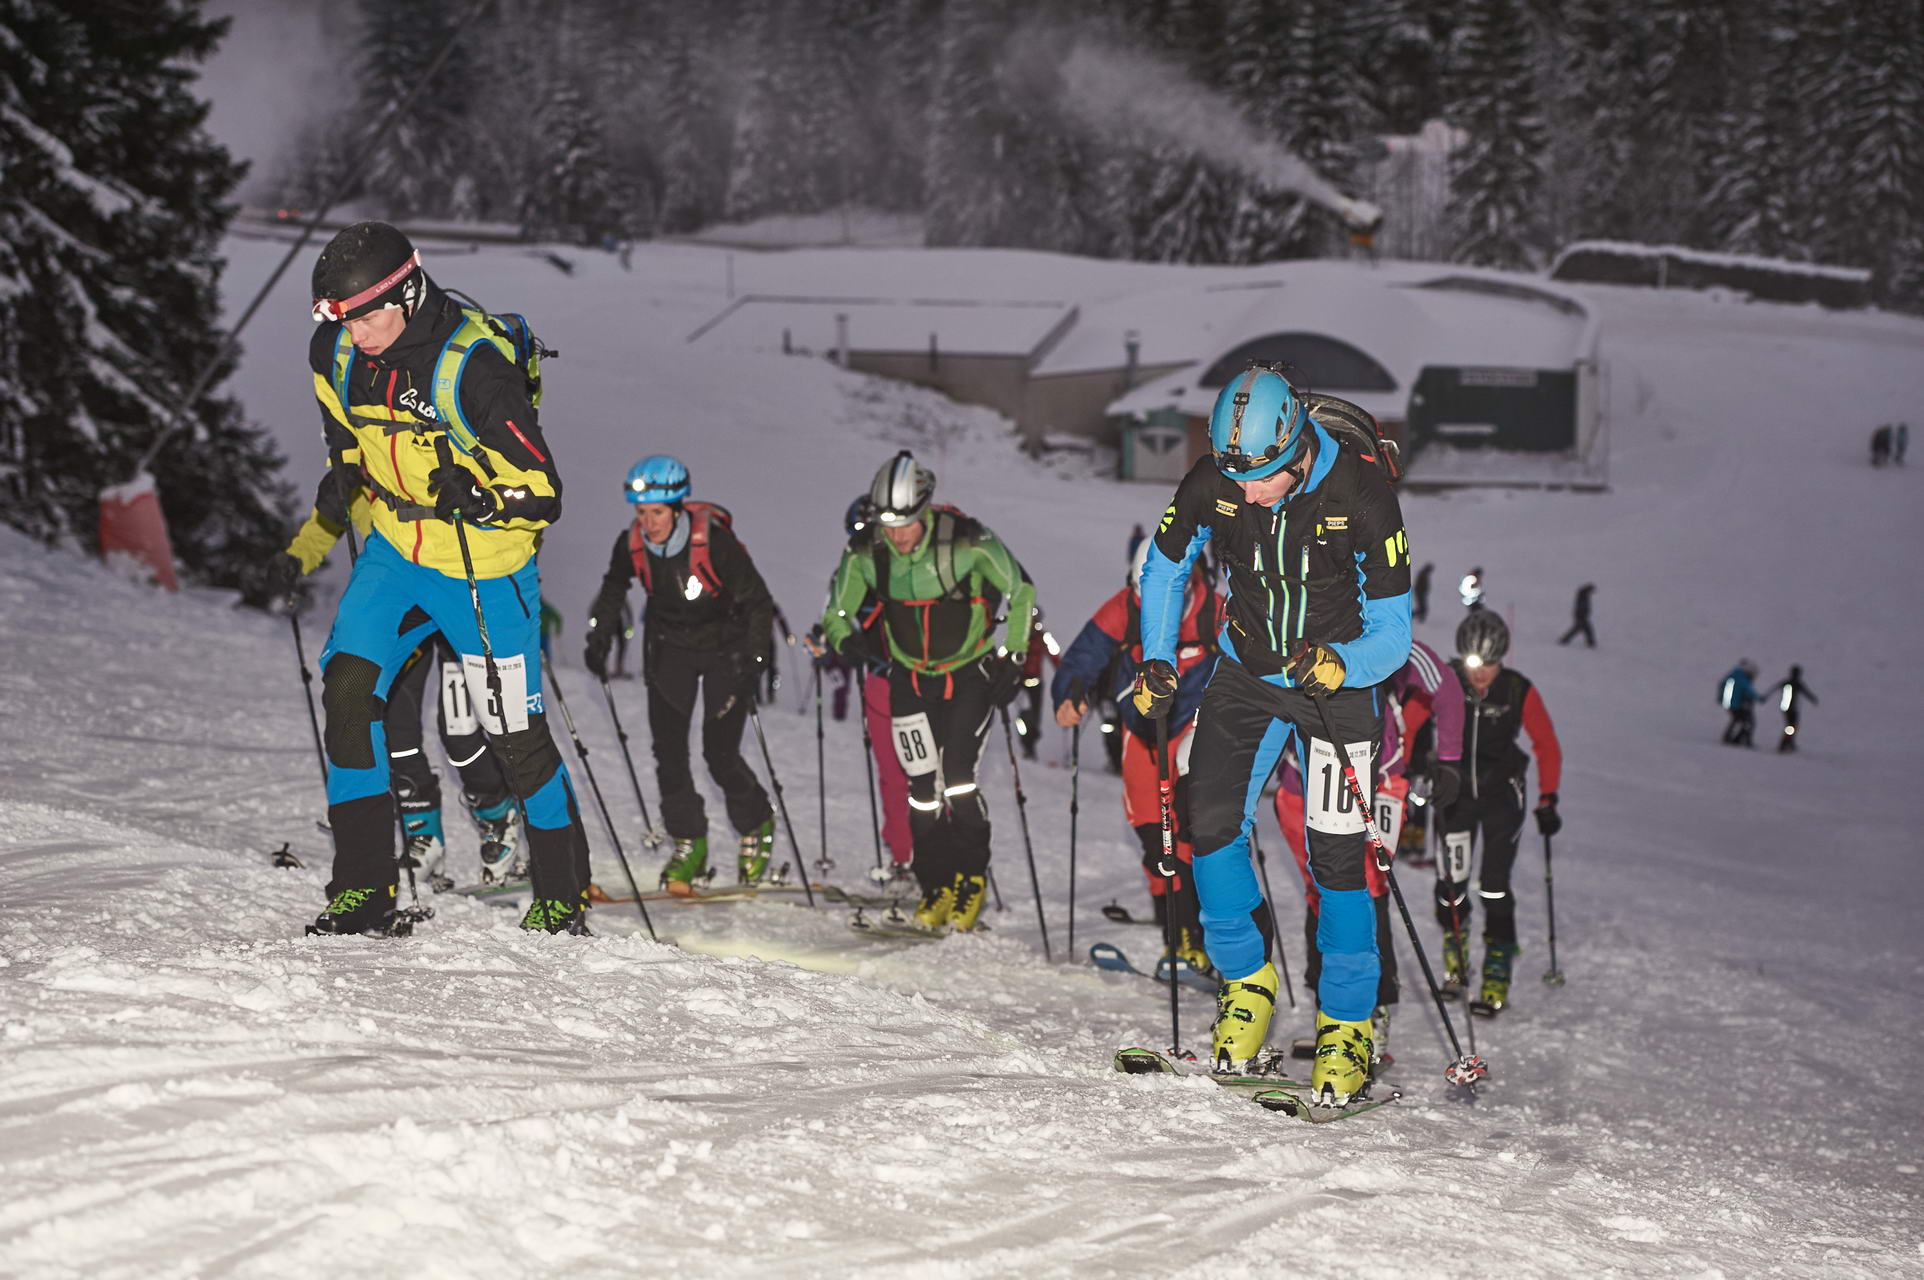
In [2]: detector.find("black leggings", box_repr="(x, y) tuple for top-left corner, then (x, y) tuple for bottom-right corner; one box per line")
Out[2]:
(1436, 773), (1527, 945)
(888, 662), (996, 897)
(646, 643), (771, 841)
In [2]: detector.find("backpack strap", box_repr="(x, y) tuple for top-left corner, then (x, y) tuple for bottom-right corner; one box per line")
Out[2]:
(684, 503), (724, 594)
(628, 518), (653, 593)
(431, 309), (513, 456)
(330, 328), (354, 423)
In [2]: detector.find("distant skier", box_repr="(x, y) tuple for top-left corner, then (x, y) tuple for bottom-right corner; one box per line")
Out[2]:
(283, 221), (590, 937)
(1557, 583), (1597, 647)
(1720, 660), (1761, 747)
(813, 452), (1036, 934)
(1897, 423), (1910, 465)
(1767, 665), (1818, 754)
(1871, 425), (1893, 468)
(1460, 566), (1485, 611)
(1412, 563), (1433, 623)
(1437, 611), (1561, 1015)
(1053, 539), (1221, 972)
(1134, 365), (1411, 1105)
(584, 455), (777, 893)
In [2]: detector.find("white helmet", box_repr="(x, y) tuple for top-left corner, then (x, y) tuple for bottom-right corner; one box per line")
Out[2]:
(868, 450), (935, 528)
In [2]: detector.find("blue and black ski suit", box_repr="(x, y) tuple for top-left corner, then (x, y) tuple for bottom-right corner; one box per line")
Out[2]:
(1139, 427), (1412, 1023)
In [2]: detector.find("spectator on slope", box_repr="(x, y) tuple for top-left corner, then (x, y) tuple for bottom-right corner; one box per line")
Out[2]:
(1133, 364), (1412, 1106)
(275, 221), (589, 936)
(1720, 659), (1761, 747)
(584, 456), (778, 893)
(1558, 583), (1597, 648)
(1767, 665), (1818, 755)
(1053, 539), (1222, 974)
(811, 452), (1036, 935)
(1436, 612), (1562, 1016)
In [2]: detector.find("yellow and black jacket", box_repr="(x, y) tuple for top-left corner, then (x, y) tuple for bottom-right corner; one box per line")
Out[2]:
(289, 281), (562, 579)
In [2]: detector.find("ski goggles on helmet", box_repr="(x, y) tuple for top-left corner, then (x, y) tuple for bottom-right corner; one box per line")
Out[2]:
(311, 251), (422, 323)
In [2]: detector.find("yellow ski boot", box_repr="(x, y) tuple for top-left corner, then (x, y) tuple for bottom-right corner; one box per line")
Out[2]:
(1210, 962), (1279, 1073)
(912, 877), (958, 932)
(1166, 927), (1214, 979)
(1310, 1011), (1375, 1106)
(948, 874), (989, 933)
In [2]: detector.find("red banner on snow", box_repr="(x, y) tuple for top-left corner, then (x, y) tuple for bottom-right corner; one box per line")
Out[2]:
(98, 473), (179, 591)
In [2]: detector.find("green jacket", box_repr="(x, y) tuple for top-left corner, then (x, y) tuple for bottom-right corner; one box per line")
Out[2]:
(821, 510), (1034, 677)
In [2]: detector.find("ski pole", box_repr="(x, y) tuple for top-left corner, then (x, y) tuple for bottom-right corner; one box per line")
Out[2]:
(288, 612), (329, 798)
(813, 662), (828, 874)
(1541, 832), (1565, 986)
(545, 657), (658, 941)
(1249, 827), (1297, 1010)
(595, 675), (665, 849)
(1153, 713), (1186, 1060)
(997, 705), (1053, 961)
(747, 703), (818, 908)
(1305, 691), (1486, 1087)
(1066, 680), (1084, 957)
(857, 672), (886, 876)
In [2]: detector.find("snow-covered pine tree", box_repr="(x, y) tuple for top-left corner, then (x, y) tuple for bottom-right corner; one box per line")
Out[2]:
(923, 0), (1026, 246)
(1278, 0), (1365, 257)
(1786, 0), (1863, 265)
(725, 0), (853, 222)
(0, 0), (294, 590)
(1700, 2), (1807, 261)
(653, 9), (730, 234)
(351, 0), (484, 221)
(1443, 0), (1546, 270)
(519, 79), (627, 245)
(1839, 0), (1924, 309)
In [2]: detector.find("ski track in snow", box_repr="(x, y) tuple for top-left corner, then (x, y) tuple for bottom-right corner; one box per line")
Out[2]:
(4, 242), (1924, 1278)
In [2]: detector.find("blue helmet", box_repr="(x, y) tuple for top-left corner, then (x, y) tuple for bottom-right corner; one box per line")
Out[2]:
(624, 454), (690, 505)
(1208, 367), (1309, 481)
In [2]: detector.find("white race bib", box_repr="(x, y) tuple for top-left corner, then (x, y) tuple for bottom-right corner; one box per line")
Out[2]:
(440, 660), (479, 735)
(1374, 788), (1404, 850)
(460, 652), (532, 735)
(1305, 736), (1376, 835)
(891, 712), (939, 777)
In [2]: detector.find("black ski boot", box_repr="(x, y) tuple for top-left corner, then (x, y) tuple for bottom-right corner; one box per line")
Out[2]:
(307, 885), (411, 937)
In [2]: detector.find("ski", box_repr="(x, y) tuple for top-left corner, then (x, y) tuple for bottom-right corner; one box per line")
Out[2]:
(269, 842), (305, 869)
(1099, 902), (1158, 927)
(846, 907), (956, 941)
(1468, 999), (1505, 1019)
(1114, 1047), (1398, 1123)
(822, 883), (918, 910)
(452, 878), (532, 903)
(1089, 942), (1217, 994)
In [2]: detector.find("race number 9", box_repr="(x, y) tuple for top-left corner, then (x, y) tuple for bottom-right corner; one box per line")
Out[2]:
(891, 712), (939, 777)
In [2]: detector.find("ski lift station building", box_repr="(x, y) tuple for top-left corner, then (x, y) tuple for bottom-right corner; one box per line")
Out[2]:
(686, 260), (1604, 488)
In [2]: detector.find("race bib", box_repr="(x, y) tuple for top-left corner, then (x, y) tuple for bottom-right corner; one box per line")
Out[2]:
(1442, 829), (1474, 883)
(891, 712), (939, 777)
(460, 652), (532, 735)
(440, 660), (479, 735)
(1305, 736), (1375, 835)
(1373, 788), (1404, 850)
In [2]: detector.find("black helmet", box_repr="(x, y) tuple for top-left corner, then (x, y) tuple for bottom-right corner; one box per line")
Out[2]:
(869, 450), (935, 527)
(311, 221), (424, 323)
(1456, 611), (1510, 668)
(845, 494), (877, 538)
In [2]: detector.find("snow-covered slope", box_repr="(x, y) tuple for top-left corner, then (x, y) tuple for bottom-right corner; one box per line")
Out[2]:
(4, 240), (1923, 1278)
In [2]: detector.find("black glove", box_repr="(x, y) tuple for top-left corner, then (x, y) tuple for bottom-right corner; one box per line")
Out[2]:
(584, 621), (613, 679)
(263, 552), (302, 600)
(729, 647), (766, 688)
(1431, 762), (1461, 810)
(983, 652), (1025, 708)
(428, 463), (501, 523)
(834, 630), (868, 668)
(1535, 792), (1562, 837)
(1131, 659), (1178, 719)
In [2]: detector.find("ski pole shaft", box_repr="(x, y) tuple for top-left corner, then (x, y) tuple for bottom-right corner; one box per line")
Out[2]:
(1067, 709), (1081, 958)
(288, 612), (329, 797)
(998, 705), (1052, 961)
(1542, 833), (1564, 985)
(1249, 828), (1297, 1010)
(1154, 713), (1183, 1059)
(858, 674), (885, 872)
(546, 657), (657, 941)
(1306, 692), (1484, 1083)
(595, 675), (662, 848)
(748, 704), (817, 908)
(813, 662), (827, 873)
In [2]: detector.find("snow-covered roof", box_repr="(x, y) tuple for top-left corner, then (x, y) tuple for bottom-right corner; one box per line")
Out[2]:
(1553, 239), (1872, 282)
(1101, 267), (1597, 420)
(687, 294), (1076, 358)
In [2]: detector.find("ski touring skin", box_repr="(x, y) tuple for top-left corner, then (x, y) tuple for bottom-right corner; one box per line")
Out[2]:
(1114, 1047), (1400, 1123)
(1088, 942), (1217, 993)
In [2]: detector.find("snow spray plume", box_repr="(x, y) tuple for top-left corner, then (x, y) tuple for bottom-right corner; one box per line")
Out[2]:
(1052, 38), (1381, 231)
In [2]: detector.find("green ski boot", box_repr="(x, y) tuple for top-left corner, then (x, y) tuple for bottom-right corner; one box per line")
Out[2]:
(1470, 942), (1519, 1017)
(737, 818), (774, 885)
(520, 897), (591, 935)
(661, 836), (709, 897)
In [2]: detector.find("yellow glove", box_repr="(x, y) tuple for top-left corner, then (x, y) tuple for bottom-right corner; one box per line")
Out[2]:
(285, 508), (345, 575)
(1287, 643), (1345, 695)
(1131, 659), (1178, 719)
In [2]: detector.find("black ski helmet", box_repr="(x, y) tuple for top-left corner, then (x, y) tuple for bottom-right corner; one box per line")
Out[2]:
(845, 494), (877, 538)
(1456, 611), (1510, 668)
(311, 221), (424, 323)
(868, 450), (935, 527)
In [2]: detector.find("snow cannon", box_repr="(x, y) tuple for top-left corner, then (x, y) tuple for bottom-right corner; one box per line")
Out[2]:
(1334, 195), (1384, 234)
